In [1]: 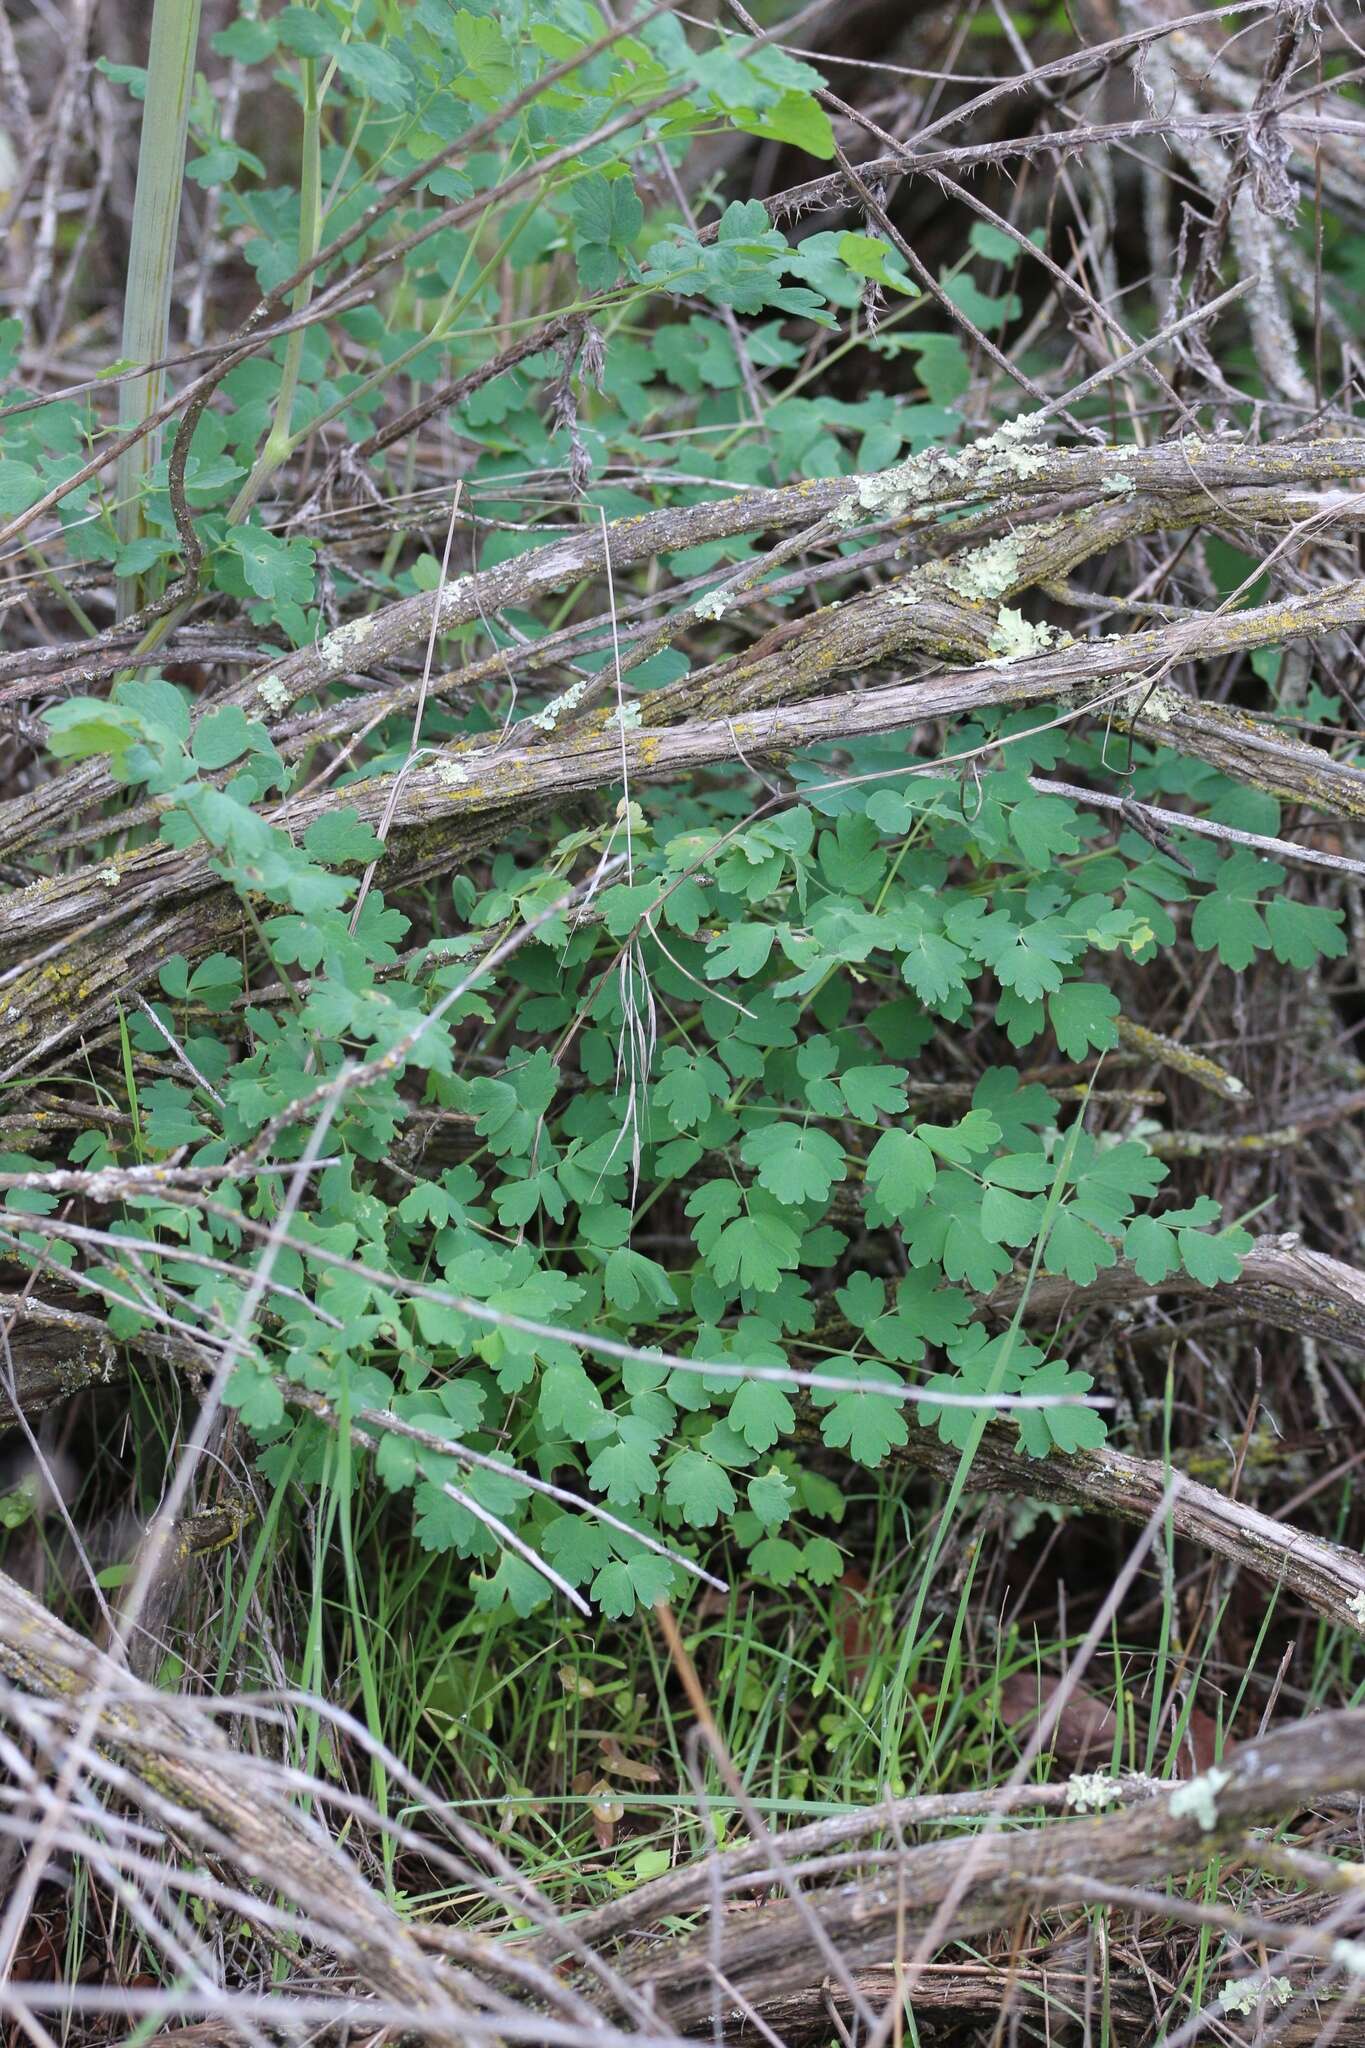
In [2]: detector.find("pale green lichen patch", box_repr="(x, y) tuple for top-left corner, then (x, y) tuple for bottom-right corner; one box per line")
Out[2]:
(945, 533), (1026, 602)
(987, 411), (1048, 478)
(317, 613), (378, 676)
(988, 608), (1069, 662)
(1064, 1771), (1122, 1813)
(98, 866), (120, 888)
(696, 586), (734, 621)
(256, 673), (289, 714)
(434, 756), (469, 787)
(528, 676), (591, 733)
(1169, 1765), (1230, 1830)
(1134, 681), (1182, 724)
(1102, 473), (1136, 495)
(836, 413), (1052, 530)
(1347, 1587), (1365, 1631)
(1218, 1976), (1291, 2018)
(437, 575), (472, 619)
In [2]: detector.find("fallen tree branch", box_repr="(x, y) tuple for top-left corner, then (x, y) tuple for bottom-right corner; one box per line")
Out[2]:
(3, 432), (1363, 857)
(874, 1408), (1365, 1636)
(0, 1566), (465, 2035)
(617, 1707), (1365, 2033)
(6, 568), (1365, 1072)
(995, 1230), (1365, 1356)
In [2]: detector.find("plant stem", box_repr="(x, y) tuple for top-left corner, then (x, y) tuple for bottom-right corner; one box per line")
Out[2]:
(227, 56), (322, 523)
(114, 0), (203, 618)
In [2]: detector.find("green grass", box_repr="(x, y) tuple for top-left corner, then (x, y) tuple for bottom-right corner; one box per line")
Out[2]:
(146, 1446), (1355, 1933)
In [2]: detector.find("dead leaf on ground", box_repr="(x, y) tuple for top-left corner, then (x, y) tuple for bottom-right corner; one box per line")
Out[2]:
(996, 1671), (1117, 1766)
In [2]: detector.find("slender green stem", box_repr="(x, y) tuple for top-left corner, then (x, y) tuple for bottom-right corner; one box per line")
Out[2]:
(114, 0), (203, 618)
(227, 57), (322, 523)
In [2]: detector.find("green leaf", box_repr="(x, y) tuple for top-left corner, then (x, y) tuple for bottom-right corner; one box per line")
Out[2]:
(919, 1353), (1016, 1450)
(192, 705), (266, 771)
(665, 1450), (737, 1528)
(453, 9), (516, 99)
(918, 1109), (1001, 1164)
(593, 1551), (677, 1617)
(747, 1466), (794, 1527)
(1048, 982), (1120, 1059)
(979, 1182), (1044, 1247)
(1191, 849), (1277, 969)
(815, 1358), (907, 1466)
(656, 1049), (730, 1131)
(224, 1361), (284, 1432)
(1042, 1207), (1116, 1286)
(710, 1210), (802, 1291)
(334, 41), (410, 106)
(1264, 894), (1347, 969)
(566, 173), (644, 289)
(840, 1064), (908, 1120)
(42, 698), (145, 766)
(276, 6), (338, 56)
(304, 809), (385, 864)
(0, 459), (44, 515)
(542, 1514), (611, 1588)
(706, 922), (775, 979)
(212, 18), (278, 61)
(1008, 793), (1082, 868)
(603, 1246), (676, 1313)
(736, 87), (834, 157)
(837, 232), (915, 294)
(224, 526), (316, 607)
(801, 1534), (845, 1584)
(1125, 1214), (1180, 1284)
(740, 1122), (846, 1205)
(864, 1127), (935, 1216)
(749, 1535), (805, 1585)
(588, 1425), (661, 1507)
(897, 926), (968, 1007)
(539, 1360), (613, 1444)
(1012, 1360), (1107, 1457)
(973, 913), (1078, 1002)
(1178, 1222), (1251, 1287)
(729, 1377), (795, 1452)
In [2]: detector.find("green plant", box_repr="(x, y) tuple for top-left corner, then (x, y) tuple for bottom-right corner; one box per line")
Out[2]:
(0, 0), (1354, 1637)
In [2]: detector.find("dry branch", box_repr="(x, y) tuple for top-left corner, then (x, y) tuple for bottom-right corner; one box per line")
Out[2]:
(6, 560), (1365, 1073)
(0, 1565), (465, 2036)
(997, 1232), (1365, 1358)
(616, 1708), (1365, 2033)
(3, 433), (1364, 848)
(873, 1411), (1365, 1635)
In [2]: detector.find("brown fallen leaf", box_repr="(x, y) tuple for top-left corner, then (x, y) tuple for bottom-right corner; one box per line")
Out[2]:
(995, 1670), (1117, 1766)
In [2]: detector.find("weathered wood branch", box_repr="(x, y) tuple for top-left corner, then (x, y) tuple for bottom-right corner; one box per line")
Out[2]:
(0, 1566), (464, 2034)
(618, 1707), (1365, 2033)
(875, 1410), (1365, 1635)
(2, 434), (1362, 857)
(5, 568), (1365, 1074)
(995, 1232), (1365, 1358)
